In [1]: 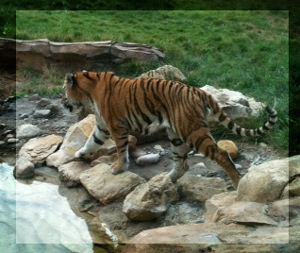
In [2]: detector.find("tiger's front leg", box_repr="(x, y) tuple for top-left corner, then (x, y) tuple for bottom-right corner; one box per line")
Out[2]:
(75, 125), (110, 160)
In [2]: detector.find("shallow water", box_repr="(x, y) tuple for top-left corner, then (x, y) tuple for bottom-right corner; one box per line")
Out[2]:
(0, 163), (109, 253)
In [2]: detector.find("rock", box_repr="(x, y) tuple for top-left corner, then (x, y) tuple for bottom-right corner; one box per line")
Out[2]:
(46, 114), (95, 167)
(290, 177), (300, 196)
(16, 39), (165, 71)
(90, 153), (118, 167)
(259, 142), (268, 148)
(15, 156), (35, 179)
(2, 129), (13, 135)
(284, 156), (300, 198)
(289, 155), (300, 178)
(5, 134), (14, 139)
(153, 144), (165, 155)
(19, 134), (63, 165)
(135, 153), (160, 166)
(16, 124), (41, 138)
(27, 93), (41, 101)
(204, 191), (237, 222)
(164, 201), (205, 225)
(80, 163), (146, 205)
(177, 175), (227, 202)
(33, 109), (52, 118)
(6, 138), (19, 143)
(58, 161), (91, 187)
(123, 173), (179, 221)
(267, 197), (300, 226)
(191, 161), (207, 170)
(217, 140), (239, 159)
(37, 98), (51, 107)
(200, 85), (265, 124)
(211, 201), (278, 226)
(123, 223), (289, 253)
(236, 158), (289, 203)
(110, 42), (164, 62)
(45, 104), (59, 115)
(138, 65), (188, 84)
(289, 197), (300, 226)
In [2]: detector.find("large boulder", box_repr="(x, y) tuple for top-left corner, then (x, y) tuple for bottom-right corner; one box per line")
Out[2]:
(177, 175), (227, 202)
(287, 155), (300, 197)
(204, 191), (237, 222)
(80, 163), (146, 205)
(200, 85), (265, 123)
(138, 65), (188, 84)
(236, 157), (289, 203)
(123, 173), (180, 221)
(267, 197), (300, 227)
(46, 114), (95, 167)
(58, 161), (91, 187)
(15, 156), (35, 179)
(18, 134), (63, 165)
(290, 177), (300, 196)
(123, 223), (290, 253)
(211, 201), (278, 226)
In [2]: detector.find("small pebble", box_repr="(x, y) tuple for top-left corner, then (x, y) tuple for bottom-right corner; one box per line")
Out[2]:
(2, 129), (13, 135)
(33, 109), (52, 118)
(7, 138), (19, 143)
(135, 153), (160, 166)
(259, 142), (268, 148)
(6, 134), (14, 139)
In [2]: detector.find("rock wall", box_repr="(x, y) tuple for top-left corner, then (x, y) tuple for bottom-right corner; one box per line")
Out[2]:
(15, 39), (165, 71)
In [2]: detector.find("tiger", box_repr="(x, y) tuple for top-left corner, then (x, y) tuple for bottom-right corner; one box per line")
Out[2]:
(62, 70), (277, 189)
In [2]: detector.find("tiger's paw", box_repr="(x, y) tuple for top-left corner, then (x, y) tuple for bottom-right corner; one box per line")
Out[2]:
(110, 162), (128, 175)
(74, 147), (95, 160)
(74, 149), (85, 158)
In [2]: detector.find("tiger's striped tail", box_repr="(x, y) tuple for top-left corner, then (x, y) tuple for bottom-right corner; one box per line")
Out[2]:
(218, 105), (278, 137)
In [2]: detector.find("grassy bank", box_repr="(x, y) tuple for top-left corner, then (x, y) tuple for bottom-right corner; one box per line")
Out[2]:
(16, 10), (288, 152)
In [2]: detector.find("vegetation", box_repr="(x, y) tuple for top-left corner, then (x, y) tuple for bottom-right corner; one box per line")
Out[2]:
(14, 10), (289, 152)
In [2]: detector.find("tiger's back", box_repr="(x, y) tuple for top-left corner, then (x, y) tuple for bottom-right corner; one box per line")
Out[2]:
(63, 71), (277, 189)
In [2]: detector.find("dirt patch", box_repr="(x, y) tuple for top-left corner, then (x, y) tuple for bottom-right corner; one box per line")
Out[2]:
(0, 73), (16, 99)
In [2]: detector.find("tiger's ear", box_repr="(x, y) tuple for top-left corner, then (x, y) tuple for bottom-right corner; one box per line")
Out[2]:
(64, 73), (75, 88)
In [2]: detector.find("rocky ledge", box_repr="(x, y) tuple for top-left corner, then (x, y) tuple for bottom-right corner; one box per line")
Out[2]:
(15, 39), (165, 71)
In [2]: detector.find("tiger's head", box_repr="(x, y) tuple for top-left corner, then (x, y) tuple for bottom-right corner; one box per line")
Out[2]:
(61, 70), (96, 113)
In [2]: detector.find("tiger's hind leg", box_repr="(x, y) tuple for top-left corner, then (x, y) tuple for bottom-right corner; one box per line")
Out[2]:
(187, 128), (240, 189)
(167, 129), (191, 182)
(109, 128), (129, 174)
(75, 124), (110, 160)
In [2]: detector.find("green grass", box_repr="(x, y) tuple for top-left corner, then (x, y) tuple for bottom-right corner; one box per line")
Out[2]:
(15, 10), (289, 153)
(17, 65), (65, 97)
